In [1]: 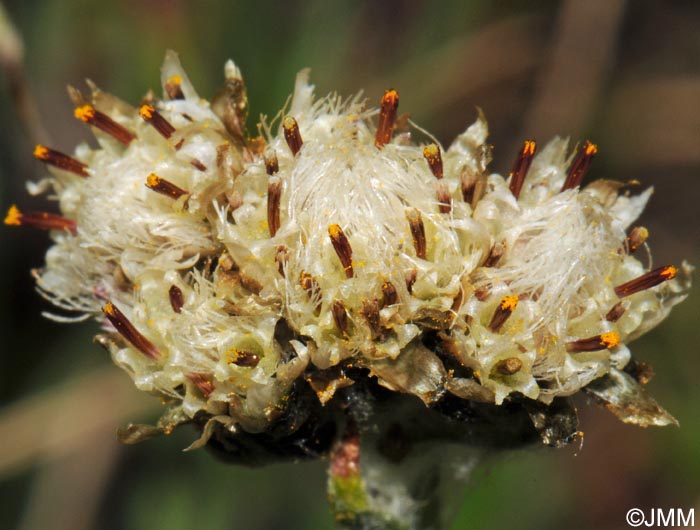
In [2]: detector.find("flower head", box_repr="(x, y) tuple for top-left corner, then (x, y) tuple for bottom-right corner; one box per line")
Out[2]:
(8, 51), (691, 449)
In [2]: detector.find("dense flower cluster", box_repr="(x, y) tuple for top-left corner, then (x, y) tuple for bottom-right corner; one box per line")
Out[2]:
(8, 52), (690, 441)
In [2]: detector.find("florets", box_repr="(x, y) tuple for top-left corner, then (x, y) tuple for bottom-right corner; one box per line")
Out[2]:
(7, 51), (691, 446)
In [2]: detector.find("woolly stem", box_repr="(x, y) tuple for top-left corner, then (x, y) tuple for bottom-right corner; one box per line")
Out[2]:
(328, 428), (481, 530)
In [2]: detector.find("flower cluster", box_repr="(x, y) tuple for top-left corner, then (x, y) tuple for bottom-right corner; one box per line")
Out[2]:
(7, 52), (691, 444)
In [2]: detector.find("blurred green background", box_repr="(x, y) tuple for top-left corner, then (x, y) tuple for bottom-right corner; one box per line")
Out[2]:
(0, 1), (698, 529)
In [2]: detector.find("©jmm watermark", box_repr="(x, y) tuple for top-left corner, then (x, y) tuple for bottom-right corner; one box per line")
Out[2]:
(627, 508), (695, 527)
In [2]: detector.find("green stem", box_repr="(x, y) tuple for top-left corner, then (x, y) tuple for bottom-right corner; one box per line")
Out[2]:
(327, 402), (483, 530)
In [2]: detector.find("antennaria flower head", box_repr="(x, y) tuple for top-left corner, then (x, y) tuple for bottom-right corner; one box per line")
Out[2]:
(8, 51), (691, 476)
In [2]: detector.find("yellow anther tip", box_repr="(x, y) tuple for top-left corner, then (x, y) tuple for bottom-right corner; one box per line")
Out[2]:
(139, 105), (154, 119)
(4, 205), (21, 226)
(423, 144), (440, 157)
(74, 104), (95, 122)
(601, 332), (620, 349)
(382, 89), (399, 104)
(662, 266), (677, 279)
(33, 145), (49, 159)
(299, 272), (314, 289)
(102, 302), (116, 316)
(146, 173), (161, 187)
(226, 348), (241, 363)
(168, 74), (182, 86)
(282, 116), (297, 129)
(328, 223), (343, 239)
(500, 295), (519, 311)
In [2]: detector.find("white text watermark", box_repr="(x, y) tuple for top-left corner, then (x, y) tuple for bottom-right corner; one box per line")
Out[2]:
(627, 508), (695, 527)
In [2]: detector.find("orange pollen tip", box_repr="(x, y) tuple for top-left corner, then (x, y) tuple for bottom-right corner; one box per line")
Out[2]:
(500, 295), (519, 311)
(328, 223), (342, 239)
(33, 145), (49, 159)
(146, 173), (161, 187)
(300, 272), (314, 291)
(381, 89), (399, 107)
(614, 265), (678, 298)
(489, 294), (518, 332)
(566, 332), (620, 353)
(423, 143), (444, 179)
(423, 144), (439, 158)
(562, 139), (597, 191)
(139, 104), (155, 119)
(139, 105), (176, 139)
(32, 145), (89, 176)
(74, 104), (96, 122)
(661, 266), (677, 280)
(4, 205), (22, 226)
(375, 89), (400, 148)
(73, 105), (136, 145)
(145, 173), (188, 200)
(509, 140), (537, 199)
(264, 151), (279, 175)
(601, 332), (620, 348)
(165, 75), (185, 100)
(4, 206), (76, 232)
(328, 224), (353, 278)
